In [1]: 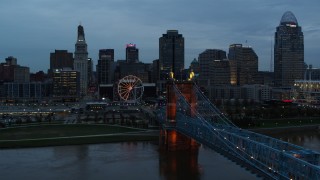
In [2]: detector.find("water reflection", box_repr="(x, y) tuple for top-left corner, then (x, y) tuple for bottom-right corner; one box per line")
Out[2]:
(159, 150), (201, 180)
(267, 130), (320, 152)
(0, 142), (260, 180)
(2, 130), (319, 180)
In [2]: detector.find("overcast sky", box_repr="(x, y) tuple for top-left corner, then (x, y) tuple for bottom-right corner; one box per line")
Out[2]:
(1, 0), (319, 72)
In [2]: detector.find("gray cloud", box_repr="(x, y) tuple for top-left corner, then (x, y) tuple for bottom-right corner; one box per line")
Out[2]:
(0, 0), (319, 72)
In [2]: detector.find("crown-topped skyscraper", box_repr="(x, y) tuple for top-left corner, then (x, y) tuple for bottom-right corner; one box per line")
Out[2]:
(274, 11), (304, 87)
(74, 24), (89, 95)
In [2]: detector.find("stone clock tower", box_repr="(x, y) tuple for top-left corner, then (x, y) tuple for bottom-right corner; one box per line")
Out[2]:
(74, 25), (88, 95)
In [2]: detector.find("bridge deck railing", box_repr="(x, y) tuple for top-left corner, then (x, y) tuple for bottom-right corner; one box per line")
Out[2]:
(175, 112), (320, 180)
(157, 82), (320, 179)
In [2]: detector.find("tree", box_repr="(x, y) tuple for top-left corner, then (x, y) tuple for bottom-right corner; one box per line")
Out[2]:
(103, 112), (107, 124)
(37, 114), (42, 124)
(94, 112), (98, 123)
(16, 118), (22, 125)
(112, 112), (115, 124)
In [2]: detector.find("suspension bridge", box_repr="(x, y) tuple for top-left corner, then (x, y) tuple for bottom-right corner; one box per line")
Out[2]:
(156, 81), (320, 179)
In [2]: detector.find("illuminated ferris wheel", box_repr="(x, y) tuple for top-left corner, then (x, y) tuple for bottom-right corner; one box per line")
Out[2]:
(118, 75), (144, 102)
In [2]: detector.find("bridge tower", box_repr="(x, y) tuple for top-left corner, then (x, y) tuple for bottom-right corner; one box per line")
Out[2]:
(160, 81), (199, 151)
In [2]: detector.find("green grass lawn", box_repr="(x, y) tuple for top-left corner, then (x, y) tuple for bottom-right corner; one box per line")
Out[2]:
(0, 124), (157, 148)
(0, 124), (143, 140)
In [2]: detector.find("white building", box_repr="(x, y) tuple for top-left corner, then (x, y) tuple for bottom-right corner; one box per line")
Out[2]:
(74, 25), (88, 95)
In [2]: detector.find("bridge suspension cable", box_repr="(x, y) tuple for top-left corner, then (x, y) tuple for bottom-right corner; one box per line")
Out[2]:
(168, 82), (320, 179)
(192, 83), (236, 127)
(172, 83), (285, 178)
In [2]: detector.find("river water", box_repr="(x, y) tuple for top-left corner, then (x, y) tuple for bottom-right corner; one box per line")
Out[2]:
(268, 129), (320, 152)
(1, 130), (319, 180)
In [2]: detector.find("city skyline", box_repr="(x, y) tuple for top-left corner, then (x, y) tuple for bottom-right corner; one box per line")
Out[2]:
(1, 0), (320, 72)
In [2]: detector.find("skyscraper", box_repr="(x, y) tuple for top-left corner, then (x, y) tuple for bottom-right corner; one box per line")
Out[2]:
(74, 25), (89, 95)
(198, 49), (228, 86)
(97, 49), (115, 84)
(87, 58), (93, 85)
(159, 30), (184, 80)
(49, 50), (73, 77)
(126, 44), (139, 63)
(274, 11), (304, 87)
(53, 69), (80, 101)
(228, 44), (258, 86)
(99, 49), (114, 62)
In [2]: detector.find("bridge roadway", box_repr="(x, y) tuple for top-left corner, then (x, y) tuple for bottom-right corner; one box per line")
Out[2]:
(158, 109), (320, 179)
(157, 82), (320, 180)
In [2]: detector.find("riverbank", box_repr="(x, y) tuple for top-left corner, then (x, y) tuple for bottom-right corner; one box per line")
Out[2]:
(2, 122), (319, 149)
(0, 124), (158, 148)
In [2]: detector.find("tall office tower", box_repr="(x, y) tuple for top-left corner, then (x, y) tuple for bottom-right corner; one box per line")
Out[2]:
(159, 30), (184, 80)
(152, 59), (160, 83)
(87, 58), (93, 85)
(198, 49), (227, 86)
(99, 49), (114, 62)
(228, 44), (258, 86)
(96, 49), (114, 84)
(274, 11), (304, 87)
(53, 69), (80, 101)
(74, 24), (89, 95)
(49, 50), (73, 76)
(126, 44), (139, 63)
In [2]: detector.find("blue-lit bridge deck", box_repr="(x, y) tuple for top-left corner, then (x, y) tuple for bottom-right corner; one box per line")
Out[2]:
(156, 82), (320, 179)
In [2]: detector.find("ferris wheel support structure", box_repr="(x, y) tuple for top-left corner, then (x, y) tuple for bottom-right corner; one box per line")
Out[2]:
(117, 75), (144, 102)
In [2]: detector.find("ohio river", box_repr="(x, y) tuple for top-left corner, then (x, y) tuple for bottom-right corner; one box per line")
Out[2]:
(1, 130), (319, 180)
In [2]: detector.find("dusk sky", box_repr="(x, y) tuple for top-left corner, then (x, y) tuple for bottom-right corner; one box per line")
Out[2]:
(1, 0), (319, 73)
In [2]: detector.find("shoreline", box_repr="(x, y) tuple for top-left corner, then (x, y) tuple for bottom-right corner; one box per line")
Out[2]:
(1, 123), (319, 149)
(0, 134), (159, 149)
